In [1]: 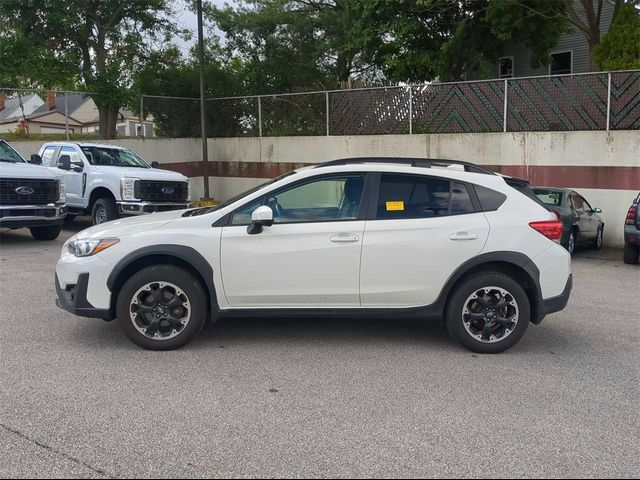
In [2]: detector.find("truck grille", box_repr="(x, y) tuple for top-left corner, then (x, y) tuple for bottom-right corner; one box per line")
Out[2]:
(0, 178), (59, 205)
(134, 181), (188, 203)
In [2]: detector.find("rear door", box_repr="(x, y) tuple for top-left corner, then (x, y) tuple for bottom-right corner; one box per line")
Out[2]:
(360, 173), (490, 307)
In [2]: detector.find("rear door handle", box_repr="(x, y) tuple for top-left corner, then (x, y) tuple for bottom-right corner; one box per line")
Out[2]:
(449, 232), (478, 241)
(330, 234), (360, 243)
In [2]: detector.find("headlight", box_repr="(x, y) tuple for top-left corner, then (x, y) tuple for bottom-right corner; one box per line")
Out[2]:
(120, 178), (139, 201)
(68, 238), (119, 257)
(57, 177), (65, 203)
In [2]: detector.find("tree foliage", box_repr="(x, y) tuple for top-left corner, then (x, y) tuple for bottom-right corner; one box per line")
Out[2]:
(595, 3), (640, 70)
(0, 0), (183, 139)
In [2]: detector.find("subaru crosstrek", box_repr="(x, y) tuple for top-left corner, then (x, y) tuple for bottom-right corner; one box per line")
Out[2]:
(55, 158), (572, 353)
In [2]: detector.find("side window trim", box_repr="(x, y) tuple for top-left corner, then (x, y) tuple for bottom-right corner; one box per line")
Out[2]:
(223, 172), (371, 227)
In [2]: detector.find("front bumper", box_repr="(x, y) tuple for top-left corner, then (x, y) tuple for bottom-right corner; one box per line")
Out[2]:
(0, 204), (65, 228)
(55, 273), (114, 321)
(118, 201), (190, 215)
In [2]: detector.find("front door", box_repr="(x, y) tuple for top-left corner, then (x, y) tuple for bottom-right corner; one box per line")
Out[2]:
(360, 173), (490, 307)
(220, 174), (367, 308)
(56, 146), (86, 208)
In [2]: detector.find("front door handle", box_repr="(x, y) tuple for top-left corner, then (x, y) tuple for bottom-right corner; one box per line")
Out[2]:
(449, 232), (478, 241)
(330, 234), (360, 243)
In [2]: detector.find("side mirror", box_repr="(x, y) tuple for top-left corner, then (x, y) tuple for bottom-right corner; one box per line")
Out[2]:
(151, 161), (159, 168)
(593, 207), (603, 214)
(29, 154), (42, 165)
(58, 155), (71, 171)
(247, 206), (274, 235)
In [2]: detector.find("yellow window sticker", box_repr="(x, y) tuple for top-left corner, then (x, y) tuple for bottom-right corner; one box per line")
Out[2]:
(386, 201), (405, 211)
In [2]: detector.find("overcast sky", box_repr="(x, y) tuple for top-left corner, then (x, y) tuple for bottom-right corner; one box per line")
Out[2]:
(174, 0), (227, 55)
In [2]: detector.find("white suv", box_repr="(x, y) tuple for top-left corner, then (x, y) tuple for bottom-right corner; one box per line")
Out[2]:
(55, 158), (572, 353)
(35, 142), (190, 225)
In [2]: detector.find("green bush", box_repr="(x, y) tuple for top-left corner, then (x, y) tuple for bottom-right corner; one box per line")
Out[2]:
(595, 5), (640, 70)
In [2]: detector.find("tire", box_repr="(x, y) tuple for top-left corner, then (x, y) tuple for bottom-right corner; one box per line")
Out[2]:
(29, 225), (62, 241)
(566, 229), (577, 256)
(623, 242), (640, 265)
(445, 272), (530, 354)
(91, 198), (118, 225)
(116, 265), (208, 350)
(593, 225), (604, 250)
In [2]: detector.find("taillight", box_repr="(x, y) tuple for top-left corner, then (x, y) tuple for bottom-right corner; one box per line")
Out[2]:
(626, 205), (637, 225)
(529, 221), (563, 242)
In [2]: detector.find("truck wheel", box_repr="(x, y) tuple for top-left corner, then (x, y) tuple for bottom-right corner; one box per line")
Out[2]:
(445, 272), (530, 354)
(30, 225), (62, 241)
(92, 198), (118, 225)
(116, 265), (208, 350)
(623, 242), (640, 265)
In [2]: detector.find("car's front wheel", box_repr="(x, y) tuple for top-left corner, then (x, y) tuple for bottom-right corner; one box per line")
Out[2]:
(446, 273), (530, 354)
(593, 225), (604, 250)
(116, 265), (208, 350)
(30, 225), (62, 241)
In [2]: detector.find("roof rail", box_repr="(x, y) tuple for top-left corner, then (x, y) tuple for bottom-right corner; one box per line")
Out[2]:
(314, 157), (495, 175)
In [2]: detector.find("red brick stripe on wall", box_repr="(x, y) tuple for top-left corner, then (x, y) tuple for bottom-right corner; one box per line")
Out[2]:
(162, 161), (640, 191)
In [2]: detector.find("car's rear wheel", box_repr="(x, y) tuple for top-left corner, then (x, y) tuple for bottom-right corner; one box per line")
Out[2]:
(567, 229), (577, 256)
(30, 225), (62, 241)
(593, 225), (604, 250)
(116, 265), (207, 350)
(446, 273), (530, 354)
(92, 198), (118, 225)
(623, 242), (640, 265)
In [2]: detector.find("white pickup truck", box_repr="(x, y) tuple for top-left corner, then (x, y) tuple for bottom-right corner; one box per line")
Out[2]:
(0, 140), (66, 240)
(34, 142), (190, 225)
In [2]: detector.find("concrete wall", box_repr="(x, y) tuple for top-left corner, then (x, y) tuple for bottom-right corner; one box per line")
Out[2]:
(10, 131), (640, 247)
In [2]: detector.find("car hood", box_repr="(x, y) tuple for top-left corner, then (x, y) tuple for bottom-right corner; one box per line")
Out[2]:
(75, 209), (188, 240)
(1, 161), (60, 179)
(94, 166), (188, 182)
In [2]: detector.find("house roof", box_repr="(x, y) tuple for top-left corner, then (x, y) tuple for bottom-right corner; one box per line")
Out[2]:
(0, 93), (45, 122)
(31, 93), (91, 116)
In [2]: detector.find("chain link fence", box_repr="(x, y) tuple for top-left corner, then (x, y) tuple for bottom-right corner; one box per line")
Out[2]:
(2, 70), (639, 140)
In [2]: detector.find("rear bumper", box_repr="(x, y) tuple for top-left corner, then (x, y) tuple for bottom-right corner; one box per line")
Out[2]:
(541, 274), (573, 318)
(55, 273), (114, 321)
(624, 227), (640, 245)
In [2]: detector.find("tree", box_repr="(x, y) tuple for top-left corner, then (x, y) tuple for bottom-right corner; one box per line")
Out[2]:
(0, 1), (182, 139)
(515, 0), (640, 71)
(594, 3), (640, 69)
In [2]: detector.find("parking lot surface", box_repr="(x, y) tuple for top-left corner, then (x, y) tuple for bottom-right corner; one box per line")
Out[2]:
(1, 220), (639, 478)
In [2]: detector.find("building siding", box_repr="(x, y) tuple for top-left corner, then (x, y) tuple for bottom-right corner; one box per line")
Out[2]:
(496, 0), (615, 78)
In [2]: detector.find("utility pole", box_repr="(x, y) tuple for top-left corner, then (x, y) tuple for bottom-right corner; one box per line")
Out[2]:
(197, 0), (210, 199)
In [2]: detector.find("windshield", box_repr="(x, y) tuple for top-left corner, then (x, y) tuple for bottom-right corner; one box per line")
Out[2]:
(183, 171), (298, 217)
(80, 146), (150, 168)
(0, 141), (26, 163)
(534, 189), (564, 207)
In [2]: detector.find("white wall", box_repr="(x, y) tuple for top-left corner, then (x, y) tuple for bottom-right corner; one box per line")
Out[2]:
(9, 131), (639, 247)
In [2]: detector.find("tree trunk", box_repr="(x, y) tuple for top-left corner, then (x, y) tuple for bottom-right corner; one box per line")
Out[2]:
(98, 105), (119, 140)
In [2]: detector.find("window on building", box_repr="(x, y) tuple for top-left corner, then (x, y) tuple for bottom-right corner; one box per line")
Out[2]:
(499, 57), (514, 79)
(550, 51), (572, 75)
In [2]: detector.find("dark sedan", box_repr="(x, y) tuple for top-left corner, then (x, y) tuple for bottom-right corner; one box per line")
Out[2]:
(533, 187), (604, 255)
(623, 192), (640, 265)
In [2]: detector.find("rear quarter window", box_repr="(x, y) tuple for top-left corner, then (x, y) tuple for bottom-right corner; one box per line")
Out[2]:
(473, 185), (507, 212)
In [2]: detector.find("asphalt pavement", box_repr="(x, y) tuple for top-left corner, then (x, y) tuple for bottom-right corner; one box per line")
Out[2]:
(1, 220), (638, 478)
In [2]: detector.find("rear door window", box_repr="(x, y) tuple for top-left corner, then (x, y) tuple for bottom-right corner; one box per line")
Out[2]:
(375, 174), (474, 220)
